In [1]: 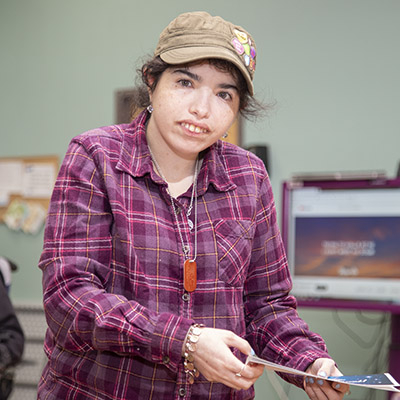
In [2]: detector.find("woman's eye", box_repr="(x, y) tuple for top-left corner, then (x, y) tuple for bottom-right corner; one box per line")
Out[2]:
(178, 79), (192, 88)
(218, 91), (232, 101)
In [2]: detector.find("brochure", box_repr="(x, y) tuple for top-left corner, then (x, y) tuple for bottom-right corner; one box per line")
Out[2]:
(246, 354), (400, 393)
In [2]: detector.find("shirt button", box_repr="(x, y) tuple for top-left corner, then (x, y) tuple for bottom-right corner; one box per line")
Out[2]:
(179, 387), (186, 397)
(162, 355), (170, 364)
(182, 293), (190, 302)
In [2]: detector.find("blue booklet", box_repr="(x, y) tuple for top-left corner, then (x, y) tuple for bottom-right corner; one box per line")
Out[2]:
(246, 354), (400, 393)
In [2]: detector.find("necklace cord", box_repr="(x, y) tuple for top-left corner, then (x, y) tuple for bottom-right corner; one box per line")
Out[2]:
(147, 146), (200, 262)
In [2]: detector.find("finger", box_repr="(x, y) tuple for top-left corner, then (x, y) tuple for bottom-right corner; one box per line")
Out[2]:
(235, 363), (246, 378)
(224, 332), (253, 356)
(304, 377), (325, 400)
(314, 361), (337, 378)
(216, 365), (252, 391)
(305, 376), (334, 400)
(235, 362), (264, 379)
(231, 364), (264, 391)
(325, 367), (350, 394)
(318, 367), (350, 394)
(330, 380), (350, 394)
(306, 376), (348, 400)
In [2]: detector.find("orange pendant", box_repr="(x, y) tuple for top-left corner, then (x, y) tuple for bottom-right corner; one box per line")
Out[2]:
(184, 259), (197, 292)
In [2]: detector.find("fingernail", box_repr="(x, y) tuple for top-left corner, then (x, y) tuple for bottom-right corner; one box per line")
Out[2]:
(250, 348), (255, 356)
(308, 378), (314, 384)
(305, 377), (309, 384)
(335, 383), (341, 389)
(317, 379), (324, 386)
(318, 371), (327, 378)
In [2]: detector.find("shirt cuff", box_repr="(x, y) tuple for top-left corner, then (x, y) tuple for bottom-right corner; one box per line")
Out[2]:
(279, 350), (332, 388)
(150, 313), (194, 371)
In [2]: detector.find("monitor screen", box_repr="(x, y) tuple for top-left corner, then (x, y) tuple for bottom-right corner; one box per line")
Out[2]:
(281, 178), (400, 303)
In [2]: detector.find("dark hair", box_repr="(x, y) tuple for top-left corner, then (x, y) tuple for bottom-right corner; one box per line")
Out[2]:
(132, 56), (268, 120)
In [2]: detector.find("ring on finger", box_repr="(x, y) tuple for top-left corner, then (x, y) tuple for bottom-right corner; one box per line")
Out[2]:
(235, 364), (246, 377)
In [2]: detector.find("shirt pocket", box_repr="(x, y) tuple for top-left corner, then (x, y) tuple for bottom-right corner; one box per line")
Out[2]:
(213, 219), (255, 287)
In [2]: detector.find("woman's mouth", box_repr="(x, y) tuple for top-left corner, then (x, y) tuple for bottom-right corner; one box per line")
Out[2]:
(181, 122), (208, 134)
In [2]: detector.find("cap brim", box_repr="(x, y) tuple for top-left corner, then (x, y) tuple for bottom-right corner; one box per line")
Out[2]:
(159, 46), (254, 96)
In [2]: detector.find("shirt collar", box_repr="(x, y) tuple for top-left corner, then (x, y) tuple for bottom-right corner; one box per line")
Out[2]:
(116, 110), (155, 180)
(199, 142), (237, 194)
(116, 109), (236, 193)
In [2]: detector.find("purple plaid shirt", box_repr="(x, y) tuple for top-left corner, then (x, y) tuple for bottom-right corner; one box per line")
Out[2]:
(38, 110), (330, 399)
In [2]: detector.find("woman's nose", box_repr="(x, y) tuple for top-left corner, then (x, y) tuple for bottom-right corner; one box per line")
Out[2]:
(189, 89), (211, 119)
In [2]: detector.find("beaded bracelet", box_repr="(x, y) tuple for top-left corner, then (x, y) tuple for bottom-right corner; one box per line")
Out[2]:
(183, 324), (204, 384)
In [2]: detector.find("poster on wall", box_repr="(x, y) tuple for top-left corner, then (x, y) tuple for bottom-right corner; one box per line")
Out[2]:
(0, 156), (58, 234)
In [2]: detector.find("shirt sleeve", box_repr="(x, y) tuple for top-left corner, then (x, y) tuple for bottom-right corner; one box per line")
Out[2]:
(39, 140), (193, 372)
(243, 173), (331, 388)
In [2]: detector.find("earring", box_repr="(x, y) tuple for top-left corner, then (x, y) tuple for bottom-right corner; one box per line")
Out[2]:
(147, 104), (153, 114)
(222, 132), (228, 139)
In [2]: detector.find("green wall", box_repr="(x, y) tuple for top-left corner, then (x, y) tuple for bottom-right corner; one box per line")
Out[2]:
(1, 1), (399, 399)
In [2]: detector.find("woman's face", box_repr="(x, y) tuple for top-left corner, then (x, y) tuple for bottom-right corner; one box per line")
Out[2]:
(146, 61), (240, 160)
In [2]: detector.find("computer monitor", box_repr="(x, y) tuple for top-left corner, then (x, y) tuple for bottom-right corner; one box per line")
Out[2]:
(281, 176), (400, 303)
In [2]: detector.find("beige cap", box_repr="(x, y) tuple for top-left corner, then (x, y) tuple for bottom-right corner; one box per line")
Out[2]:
(154, 11), (256, 95)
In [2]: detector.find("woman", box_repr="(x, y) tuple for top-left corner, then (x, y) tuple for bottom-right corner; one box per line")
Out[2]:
(38, 11), (348, 399)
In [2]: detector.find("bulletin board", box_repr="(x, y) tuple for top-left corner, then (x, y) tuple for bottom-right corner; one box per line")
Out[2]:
(0, 155), (59, 233)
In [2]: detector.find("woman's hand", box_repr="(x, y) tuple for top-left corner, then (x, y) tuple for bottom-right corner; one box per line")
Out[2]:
(304, 358), (350, 400)
(187, 327), (264, 390)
